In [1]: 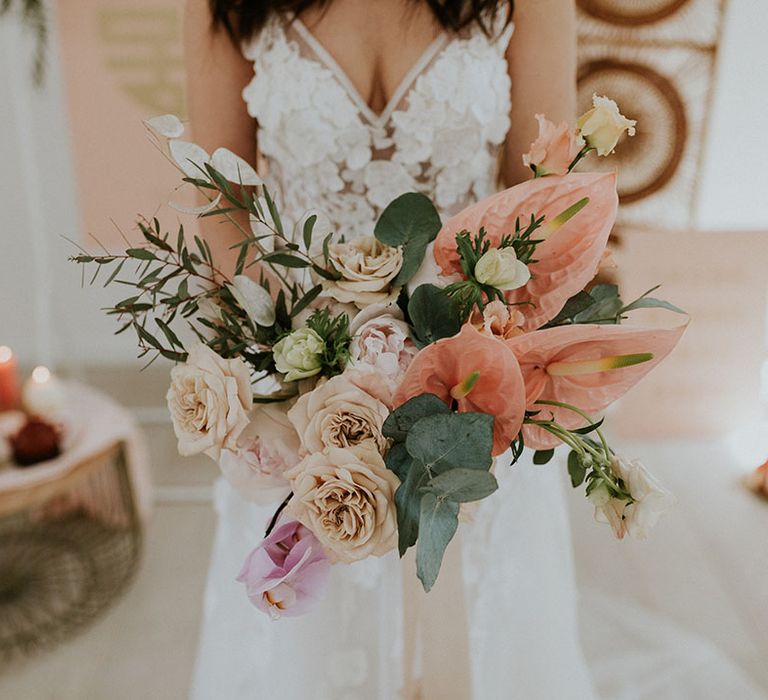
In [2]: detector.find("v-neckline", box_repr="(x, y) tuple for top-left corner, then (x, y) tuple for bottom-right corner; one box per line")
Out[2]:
(291, 17), (450, 127)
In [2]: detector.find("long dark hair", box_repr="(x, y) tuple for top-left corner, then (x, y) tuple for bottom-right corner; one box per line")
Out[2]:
(210, 0), (513, 42)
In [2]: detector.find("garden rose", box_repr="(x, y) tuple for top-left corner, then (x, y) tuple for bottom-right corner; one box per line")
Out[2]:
(472, 300), (525, 339)
(237, 520), (330, 619)
(285, 445), (399, 563)
(166, 343), (252, 459)
(273, 328), (324, 381)
(474, 247), (531, 291)
(348, 304), (417, 384)
(288, 372), (389, 454)
(522, 114), (584, 176)
(218, 403), (299, 502)
(577, 95), (636, 156)
(323, 235), (402, 308)
(228, 275), (275, 328)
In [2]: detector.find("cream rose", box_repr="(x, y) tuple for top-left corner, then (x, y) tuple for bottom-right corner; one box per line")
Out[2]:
(166, 343), (252, 459)
(288, 371), (389, 454)
(474, 247), (531, 291)
(285, 445), (399, 563)
(273, 328), (325, 381)
(577, 95), (637, 156)
(217, 402), (299, 503)
(323, 235), (403, 308)
(349, 304), (417, 384)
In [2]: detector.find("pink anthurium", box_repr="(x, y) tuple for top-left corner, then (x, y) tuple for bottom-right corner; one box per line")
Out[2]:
(505, 323), (687, 449)
(393, 324), (526, 456)
(434, 173), (618, 331)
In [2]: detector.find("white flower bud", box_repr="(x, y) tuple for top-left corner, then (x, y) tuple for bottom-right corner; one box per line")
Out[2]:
(474, 248), (531, 291)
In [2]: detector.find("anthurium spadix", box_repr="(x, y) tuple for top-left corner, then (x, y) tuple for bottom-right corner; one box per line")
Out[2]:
(505, 323), (687, 450)
(433, 173), (618, 331)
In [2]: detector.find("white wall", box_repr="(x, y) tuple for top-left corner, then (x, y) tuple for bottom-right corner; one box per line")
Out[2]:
(0, 6), (139, 369)
(0, 0), (766, 367)
(696, 0), (768, 229)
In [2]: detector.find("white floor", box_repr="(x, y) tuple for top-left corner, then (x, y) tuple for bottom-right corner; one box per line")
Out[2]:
(0, 503), (216, 700)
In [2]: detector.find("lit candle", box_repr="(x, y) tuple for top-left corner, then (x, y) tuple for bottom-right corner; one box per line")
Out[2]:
(22, 366), (66, 417)
(0, 346), (21, 412)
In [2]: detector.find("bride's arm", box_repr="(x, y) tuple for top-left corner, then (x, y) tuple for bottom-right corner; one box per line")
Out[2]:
(184, 0), (257, 267)
(501, 0), (578, 187)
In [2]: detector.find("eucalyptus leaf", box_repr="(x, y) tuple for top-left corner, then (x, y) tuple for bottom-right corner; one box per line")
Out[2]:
(405, 412), (494, 476)
(621, 297), (686, 315)
(395, 459), (430, 556)
(385, 442), (413, 481)
(428, 468), (498, 503)
(382, 393), (450, 442)
(416, 492), (459, 592)
(374, 192), (441, 286)
(408, 284), (461, 346)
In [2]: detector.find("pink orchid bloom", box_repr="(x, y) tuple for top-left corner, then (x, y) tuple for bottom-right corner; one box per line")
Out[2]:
(237, 520), (330, 619)
(505, 323), (687, 449)
(393, 324), (526, 456)
(434, 173), (618, 331)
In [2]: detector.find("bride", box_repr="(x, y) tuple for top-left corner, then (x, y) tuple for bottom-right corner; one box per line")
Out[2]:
(183, 1), (599, 698)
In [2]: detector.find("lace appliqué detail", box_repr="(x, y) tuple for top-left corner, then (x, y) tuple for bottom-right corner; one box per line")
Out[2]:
(242, 14), (514, 238)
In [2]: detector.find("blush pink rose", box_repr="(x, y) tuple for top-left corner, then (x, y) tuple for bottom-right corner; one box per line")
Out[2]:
(522, 114), (585, 177)
(237, 520), (330, 619)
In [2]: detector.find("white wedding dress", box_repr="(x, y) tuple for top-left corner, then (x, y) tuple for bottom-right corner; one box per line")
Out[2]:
(189, 9), (767, 700)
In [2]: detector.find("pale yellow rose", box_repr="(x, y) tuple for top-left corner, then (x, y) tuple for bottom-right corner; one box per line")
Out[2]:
(285, 445), (399, 563)
(474, 247), (531, 291)
(288, 371), (390, 454)
(577, 95), (637, 156)
(166, 343), (252, 459)
(322, 236), (402, 308)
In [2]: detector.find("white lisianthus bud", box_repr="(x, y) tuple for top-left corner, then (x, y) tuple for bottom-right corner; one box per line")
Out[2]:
(229, 275), (276, 328)
(577, 95), (637, 157)
(273, 328), (325, 382)
(474, 248), (531, 291)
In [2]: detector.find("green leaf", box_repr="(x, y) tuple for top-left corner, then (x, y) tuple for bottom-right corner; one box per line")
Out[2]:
(405, 412), (494, 476)
(547, 291), (595, 326)
(567, 450), (587, 488)
(290, 285), (323, 318)
(395, 459), (430, 556)
(416, 492), (459, 592)
(621, 297), (686, 315)
(262, 252), (310, 268)
(533, 448), (555, 465)
(408, 284), (461, 346)
(382, 393), (450, 442)
(374, 192), (441, 286)
(302, 214), (317, 251)
(385, 442), (413, 481)
(126, 248), (156, 261)
(427, 468), (498, 503)
(572, 418), (605, 435)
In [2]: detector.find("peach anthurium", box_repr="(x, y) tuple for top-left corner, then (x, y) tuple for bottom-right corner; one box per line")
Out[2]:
(434, 173), (618, 332)
(505, 323), (687, 450)
(392, 324), (526, 456)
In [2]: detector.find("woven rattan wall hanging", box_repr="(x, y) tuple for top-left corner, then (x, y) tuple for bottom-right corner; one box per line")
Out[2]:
(577, 0), (729, 229)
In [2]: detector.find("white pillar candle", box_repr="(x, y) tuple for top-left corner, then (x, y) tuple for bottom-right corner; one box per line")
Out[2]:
(22, 366), (66, 417)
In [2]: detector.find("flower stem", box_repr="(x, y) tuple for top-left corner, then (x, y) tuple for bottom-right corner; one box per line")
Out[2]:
(264, 492), (293, 538)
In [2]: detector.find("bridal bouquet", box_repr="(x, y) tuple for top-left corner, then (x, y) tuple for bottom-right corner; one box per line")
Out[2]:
(73, 96), (686, 618)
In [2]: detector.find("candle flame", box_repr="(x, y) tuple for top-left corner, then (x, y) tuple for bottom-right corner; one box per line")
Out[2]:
(32, 366), (51, 384)
(0, 346), (12, 364)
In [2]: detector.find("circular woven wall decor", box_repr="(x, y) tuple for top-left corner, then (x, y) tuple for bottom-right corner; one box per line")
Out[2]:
(578, 60), (687, 203)
(577, 0), (691, 26)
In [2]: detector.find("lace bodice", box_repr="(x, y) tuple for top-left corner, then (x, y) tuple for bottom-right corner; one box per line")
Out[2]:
(242, 11), (514, 238)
